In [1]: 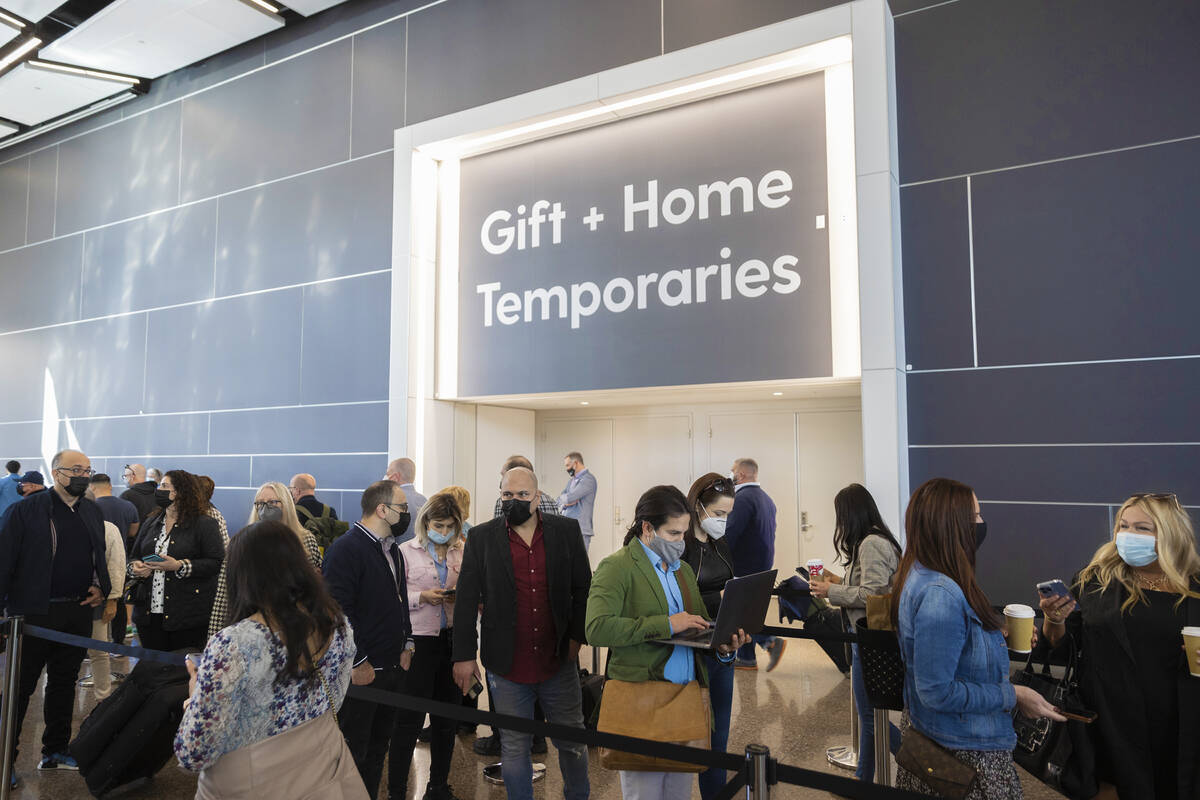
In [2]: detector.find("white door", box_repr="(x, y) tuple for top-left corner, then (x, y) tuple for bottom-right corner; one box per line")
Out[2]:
(611, 414), (693, 545)
(707, 412), (801, 578)
(539, 418), (614, 568)
(795, 410), (864, 575)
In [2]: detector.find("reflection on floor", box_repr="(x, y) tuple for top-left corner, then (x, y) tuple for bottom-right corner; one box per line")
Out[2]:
(5, 640), (1066, 799)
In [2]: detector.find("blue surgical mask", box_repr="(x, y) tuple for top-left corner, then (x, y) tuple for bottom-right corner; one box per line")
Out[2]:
(1115, 532), (1157, 567)
(427, 529), (453, 546)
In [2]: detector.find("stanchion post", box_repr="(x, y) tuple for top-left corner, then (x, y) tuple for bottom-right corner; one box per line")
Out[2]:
(873, 708), (892, 786)
(1, 616), (24, 799)
(826, 663), (859, 770)
(745, 744), (770, 800)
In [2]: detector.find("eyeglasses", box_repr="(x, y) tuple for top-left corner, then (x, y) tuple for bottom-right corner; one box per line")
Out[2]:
(55, 466), (95, 477)
(1131, 492), (1181, 506)
(253, 500), (283, 511)
(383, 502), (410, 513)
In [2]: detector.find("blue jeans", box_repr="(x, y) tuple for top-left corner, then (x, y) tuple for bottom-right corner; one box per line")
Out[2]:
(698, 654), (734, 800)
(488, 659), (590, 800)
(735, 634), (776, 664)
(851, 644), (901, 781)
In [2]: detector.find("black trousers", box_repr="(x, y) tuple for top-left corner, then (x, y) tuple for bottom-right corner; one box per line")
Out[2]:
(111, 598), (128, 646)
(339, 665), (403, 798)
(389, 631), (461, 798)
(12, 601), (93, 761)
(133, 613), (206, 653)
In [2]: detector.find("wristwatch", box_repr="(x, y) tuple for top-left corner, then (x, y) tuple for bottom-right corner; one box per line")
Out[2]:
(404, 639), (416, 653)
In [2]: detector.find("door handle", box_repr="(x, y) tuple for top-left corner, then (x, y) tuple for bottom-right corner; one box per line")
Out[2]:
(800, 511), (812, 532)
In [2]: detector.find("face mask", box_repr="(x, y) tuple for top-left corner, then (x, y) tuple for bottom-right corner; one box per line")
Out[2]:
(427, 529), (453, 546)
(646, 532), (685, 568)
(501, 498), (534, 526)
(388, 510), (411, 539)
(154, 488), (173, 509)
(700, 516), (727, 540)
(259, 506), (283, 522)
(64, 475), (90, 497)
(1115, 532), (1157, 567)
(567, 468), (576, 477)
(975, 521), (988, 550)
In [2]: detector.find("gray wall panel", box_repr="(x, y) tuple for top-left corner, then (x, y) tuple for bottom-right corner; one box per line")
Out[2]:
(138, 40), (266, 109)
(180, 41), (352, 202)
(211, 488), (256, 533)
(301, 273), (390, 405)
(895, 0), (1200, 183)
(0, 423), (43, 459)
(55, 103), (182, 234)
(214, 151), (391, 295)
(0, 235), (82, 333)
(264, 0), (423, 65)
(405, 0), (660, 124)
(907, 360), (1200, 446)
(250, 453), (386, 492)
(349, 17), (405, 157)
(663, 0), (841, 52)
(900, 179), (974, 370)
(25, 147), (57, 243)
(910, 445), (1200, 507)
(207, 402), (388, 455)
(144, 290), (302, 413)
(69, 413), (210, 459)
(146, 455), (251, 488)
(975, 502), (1111, 606)
(0, 156), (28, 250)
(972, 138), (1200, 366)
(82, 201), (217, 318)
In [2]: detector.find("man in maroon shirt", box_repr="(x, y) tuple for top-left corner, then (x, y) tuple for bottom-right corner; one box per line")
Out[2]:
(453, 467), (591, 800)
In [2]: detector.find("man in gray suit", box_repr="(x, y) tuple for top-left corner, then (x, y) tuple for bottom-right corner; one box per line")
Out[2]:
(556, 452), (597, 551)
(385, 457), (426, 544)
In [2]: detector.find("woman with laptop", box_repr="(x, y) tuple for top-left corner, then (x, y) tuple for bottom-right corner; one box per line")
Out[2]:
(586, 485), (750, 800)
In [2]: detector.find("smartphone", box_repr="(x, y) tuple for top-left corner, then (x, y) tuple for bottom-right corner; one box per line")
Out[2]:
(143, 554), (166, 563)
(467, 676), (484, 701)
(440, 588), (456, 599)
(185, 652), (203, 670)
(1037, 579), (1072, 600)
(1056, 707), (1097, 724)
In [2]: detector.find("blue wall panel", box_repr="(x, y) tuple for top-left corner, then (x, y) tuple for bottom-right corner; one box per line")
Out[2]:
(301, 273), (390, 405)
(26, 147), (57, 244)
(207, 403), (388, 456)
(250, 454), (387, 493)
(69, 413), (210, 459)
(0, 236), (82, 333)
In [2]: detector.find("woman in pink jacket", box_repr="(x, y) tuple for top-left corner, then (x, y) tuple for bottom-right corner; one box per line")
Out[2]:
(389, 492), (466, 800)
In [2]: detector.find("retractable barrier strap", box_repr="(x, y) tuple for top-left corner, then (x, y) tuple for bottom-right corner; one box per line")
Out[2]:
(759, 624), (859, 643)
(23, 624), (188, 666)
(775, 762), (928, 799)
(712, 771), (746, 800)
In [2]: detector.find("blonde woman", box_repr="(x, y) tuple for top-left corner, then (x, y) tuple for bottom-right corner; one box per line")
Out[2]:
(389, 492), (465, 800)
(1040, 492), (1200, 799)
(438, 485), (472, 534)
(209, 482), (322, 636)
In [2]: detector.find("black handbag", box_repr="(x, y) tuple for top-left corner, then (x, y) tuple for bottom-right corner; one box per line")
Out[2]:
(1009, 637), (1097, 798)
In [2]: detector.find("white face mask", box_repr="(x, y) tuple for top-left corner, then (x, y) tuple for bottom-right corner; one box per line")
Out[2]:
(700, 516), (727, 539)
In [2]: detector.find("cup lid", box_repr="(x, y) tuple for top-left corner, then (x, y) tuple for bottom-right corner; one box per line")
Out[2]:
(1183, 626), (1200, 636)
(1004, 604), (1035, 617)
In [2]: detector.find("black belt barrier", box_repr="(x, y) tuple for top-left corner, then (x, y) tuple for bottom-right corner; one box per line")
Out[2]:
(16, 621), (930, 800)
(759, 624), (860, 643)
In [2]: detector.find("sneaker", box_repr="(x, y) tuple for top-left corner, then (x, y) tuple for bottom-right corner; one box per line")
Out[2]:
(473, 734), (501, 756)
(38, 753), (78, 770)
(9, 775), (17, 789)
(457, 723), (477, 736)
(531, 736), (547, 755)
(765, 639), (788, 673)
(734, 658), (758, 671)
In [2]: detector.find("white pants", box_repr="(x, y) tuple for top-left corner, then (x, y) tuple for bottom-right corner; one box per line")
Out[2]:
(618, 770), (693, 800)
(88, 618), (113, 700)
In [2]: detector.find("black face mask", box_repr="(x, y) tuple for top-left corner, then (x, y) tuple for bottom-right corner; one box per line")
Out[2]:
(154, 488), (173, 509)
(389, 512), (411, 539)
(975, 521), (988, 550)
(64, 476), (90, 497)
(567, 468), (576, 477)
(501, 498), (534, 526)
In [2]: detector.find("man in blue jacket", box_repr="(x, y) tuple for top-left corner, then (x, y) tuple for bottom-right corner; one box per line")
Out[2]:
(0, 449), (108, 775)
(322, 480), (415, 798)
(723, 457), (786, 671)
(556, 452), (597, 551)
(0, 460), (21, 519)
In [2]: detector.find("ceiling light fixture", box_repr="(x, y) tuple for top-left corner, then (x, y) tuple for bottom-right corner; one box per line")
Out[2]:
(26, 59), (140, 85)
(0, 89), (137, 149)
(0, 36), (41, 73)
(772, 392), (784, 396)
(0, 10), (25, 30)
(242, 0), (282, 13)
(579, 401), (589, 406)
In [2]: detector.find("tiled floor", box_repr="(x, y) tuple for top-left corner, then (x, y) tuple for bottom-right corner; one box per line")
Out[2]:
(5, 640), (1068, 799)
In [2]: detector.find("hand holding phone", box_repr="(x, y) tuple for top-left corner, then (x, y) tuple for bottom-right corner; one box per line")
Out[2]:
(143, 554), (166, 563)
(1055, 707), (1097, 724)
(1037, 579), (1072, 600)
(467, 676), (484, 701)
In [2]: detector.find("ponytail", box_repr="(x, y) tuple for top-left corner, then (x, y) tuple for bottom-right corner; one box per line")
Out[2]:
(622, 485), (690, 547)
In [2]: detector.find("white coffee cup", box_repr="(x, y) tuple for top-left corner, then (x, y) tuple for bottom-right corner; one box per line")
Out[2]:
(1183, 626), (1200, 677)
(1004, 604), (1036, 654)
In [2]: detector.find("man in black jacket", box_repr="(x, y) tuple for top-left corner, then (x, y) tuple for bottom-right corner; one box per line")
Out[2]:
(453, 467), (591, 800)
(322, 480), (414, 798)
(0, 449), (108, 774)
(119, 463), (158, 522)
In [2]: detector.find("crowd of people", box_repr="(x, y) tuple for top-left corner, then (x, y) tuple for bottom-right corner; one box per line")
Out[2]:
(0, 451), (1198, 800)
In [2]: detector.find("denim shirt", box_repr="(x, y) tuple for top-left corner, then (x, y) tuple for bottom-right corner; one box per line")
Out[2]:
(897, 562), (1017, 751)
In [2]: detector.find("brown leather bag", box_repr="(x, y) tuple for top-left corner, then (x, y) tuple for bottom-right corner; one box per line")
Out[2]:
(597, 678), (711, 773)
(896, 728), (979, 800)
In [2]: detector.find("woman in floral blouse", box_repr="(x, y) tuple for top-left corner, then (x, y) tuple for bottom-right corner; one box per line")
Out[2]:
(175, 519), (356, 793)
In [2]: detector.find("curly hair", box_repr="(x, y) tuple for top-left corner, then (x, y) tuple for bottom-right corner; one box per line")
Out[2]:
(147, 469), (207, 526)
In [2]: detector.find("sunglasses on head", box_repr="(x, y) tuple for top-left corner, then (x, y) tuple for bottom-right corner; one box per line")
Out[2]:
(1130, 492), (1180, 507)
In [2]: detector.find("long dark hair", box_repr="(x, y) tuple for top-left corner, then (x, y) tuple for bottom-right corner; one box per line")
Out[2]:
(685, 472), (735, 543)
(226, 521), (346, 683)
(890, 478), (1001, 630)
(622, 485), (690, 546)
(833, 483), (901, 567)
(146, 469), (206, 526)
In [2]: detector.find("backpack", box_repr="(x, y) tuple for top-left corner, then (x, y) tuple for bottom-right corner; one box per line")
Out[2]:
(297, 503), (350, 551)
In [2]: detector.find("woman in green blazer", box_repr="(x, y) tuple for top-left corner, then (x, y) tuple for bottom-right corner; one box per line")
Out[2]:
(586, 485), (748, 800)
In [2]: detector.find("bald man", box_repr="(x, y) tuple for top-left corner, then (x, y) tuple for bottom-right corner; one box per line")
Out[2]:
(289, 473), (338, 523)
(453, 467), (592, 799)
(119, 462), (159, 522)
(384, 457), (425, 544)
(0, 449), (109, 772)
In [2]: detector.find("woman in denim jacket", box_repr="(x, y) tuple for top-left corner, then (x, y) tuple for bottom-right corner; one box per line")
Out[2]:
(892, 478), (1063, 798)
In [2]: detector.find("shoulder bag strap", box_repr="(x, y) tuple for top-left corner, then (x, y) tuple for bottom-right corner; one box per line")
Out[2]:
(296, 505), (314, 523)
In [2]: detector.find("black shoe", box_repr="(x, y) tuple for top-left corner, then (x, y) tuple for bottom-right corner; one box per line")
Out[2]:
(457, 723), (477, 736)
(423, 784), (462, 800)
(417, 725), (432, 742)
(473, 734), (501, 756)
(531, 736), (547, 755)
